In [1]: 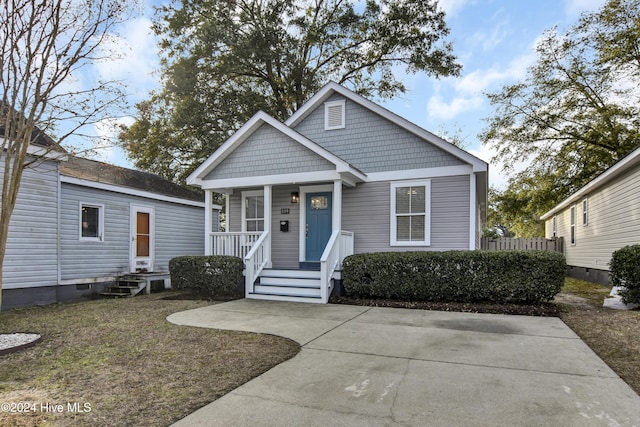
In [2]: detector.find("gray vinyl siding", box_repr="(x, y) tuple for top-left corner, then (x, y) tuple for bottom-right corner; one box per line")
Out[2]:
(60, 183), (204, 280)
(271, 185), (300, 268)
(205, 124), (334, 180)
(228, 192), (242, 233)
(293, 93), (465, 173)
(343, 175), (470, 253)
(545, 166), (640, 271)
(2, 159), (59, 289)
(226, 186), (300, 268)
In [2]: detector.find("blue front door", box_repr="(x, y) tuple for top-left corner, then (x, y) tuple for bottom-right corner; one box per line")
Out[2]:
(305, 192), (332, 261)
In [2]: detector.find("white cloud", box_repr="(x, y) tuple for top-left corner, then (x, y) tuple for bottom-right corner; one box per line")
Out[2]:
(465, 10), (510, 52)
(438, 0), (473, 17)
(427, 93), (483, 120)
(469, 144), (531, 190)
(91, 116), (136, 164)
(455, 51), (535, 94)
(426, 47), (536, 121)
(564, 0), (607, 18)
(94, 16), (160, 100)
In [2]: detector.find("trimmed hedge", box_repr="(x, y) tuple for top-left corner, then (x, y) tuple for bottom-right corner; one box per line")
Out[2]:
(342, 250), (566, 304)
(169, 256), (244, 298)
(610, 245), (640, 305)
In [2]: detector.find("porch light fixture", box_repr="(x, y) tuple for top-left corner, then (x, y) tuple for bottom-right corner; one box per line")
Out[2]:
(290, 192), (299, 204)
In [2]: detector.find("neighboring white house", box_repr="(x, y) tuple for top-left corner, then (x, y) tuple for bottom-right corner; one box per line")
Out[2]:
(1, 135), (219, 310)
(541, 145), (640, 285)
(187, 81), (489, 303)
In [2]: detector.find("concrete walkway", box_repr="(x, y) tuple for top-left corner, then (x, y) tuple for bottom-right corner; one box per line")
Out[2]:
(167, 299), (640, 426)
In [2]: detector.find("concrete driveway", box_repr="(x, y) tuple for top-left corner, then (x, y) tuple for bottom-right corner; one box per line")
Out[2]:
(167, 299), (640, 426)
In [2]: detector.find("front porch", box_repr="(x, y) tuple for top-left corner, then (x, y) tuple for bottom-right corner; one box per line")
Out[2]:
(204, 182), (355, 303)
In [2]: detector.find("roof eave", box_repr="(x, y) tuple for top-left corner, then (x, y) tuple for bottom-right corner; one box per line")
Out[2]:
(540, 146), (640, 220)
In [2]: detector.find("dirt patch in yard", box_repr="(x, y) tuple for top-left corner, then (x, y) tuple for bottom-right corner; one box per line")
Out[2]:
(556, 279), (640, 396)
(0, 292), (299, 427)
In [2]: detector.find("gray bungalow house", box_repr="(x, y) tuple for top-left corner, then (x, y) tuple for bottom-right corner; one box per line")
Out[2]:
(541, 145), (640, 285)
(187, 82), (488, 303)
(1, 136), (219, 310)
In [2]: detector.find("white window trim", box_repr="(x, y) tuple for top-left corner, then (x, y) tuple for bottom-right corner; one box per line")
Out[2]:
(79, 202), (104, 242)
(241, 190), (264, 232)
(390, 180), (431, 246)
(552, 215), (557, 237)
(324, 99), (346, 130)
(582, 198), (588, 226)
(570, 205), (576, 246)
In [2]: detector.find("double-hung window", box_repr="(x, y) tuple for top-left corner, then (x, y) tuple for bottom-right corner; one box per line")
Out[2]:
(242, 191), (264, 232)
(390, 180), (431, 246)
(570, 205), (576, 245)
(80, 203), (104, 242)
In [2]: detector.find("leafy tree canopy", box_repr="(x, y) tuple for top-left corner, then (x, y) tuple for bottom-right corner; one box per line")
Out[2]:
(119, 0), (461, 182)
(480, 0), (640, 237)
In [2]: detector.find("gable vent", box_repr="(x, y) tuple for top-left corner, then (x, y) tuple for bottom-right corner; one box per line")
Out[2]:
(324, 100), (345, 130)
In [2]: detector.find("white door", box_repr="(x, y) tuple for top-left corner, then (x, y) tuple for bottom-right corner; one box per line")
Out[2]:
(130, 205), (155, 272)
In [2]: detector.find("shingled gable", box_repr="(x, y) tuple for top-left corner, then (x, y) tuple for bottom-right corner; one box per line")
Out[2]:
(61, 156), (203, 204)
(285, 81), (488, 173)
(1, 106), (68, 158)
(186, 110), (366, 188)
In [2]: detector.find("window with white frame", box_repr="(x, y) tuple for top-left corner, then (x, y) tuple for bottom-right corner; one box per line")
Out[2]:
(570, 205), (576, 245)
(582, 198), (588, 226)
(242, 191), (264, 232)
(552, 215), (557, 237)
(80, 203), (104, 242)
(390, 180), (431, 246)
(324, 99), (345, 130)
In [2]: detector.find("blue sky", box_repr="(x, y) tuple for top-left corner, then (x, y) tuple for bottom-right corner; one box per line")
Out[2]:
(82, 0), (608, 188)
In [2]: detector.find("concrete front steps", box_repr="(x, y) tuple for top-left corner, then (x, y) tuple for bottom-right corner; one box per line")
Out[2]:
(248, 269), (324, 303)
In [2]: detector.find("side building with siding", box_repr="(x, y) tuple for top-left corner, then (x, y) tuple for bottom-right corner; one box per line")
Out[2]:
(541, 146), (640, 285)
(2, 154), (217, 310)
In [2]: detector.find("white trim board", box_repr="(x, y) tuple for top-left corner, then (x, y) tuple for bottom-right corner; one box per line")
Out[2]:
(61, 176), (210, 208)
(198, 170), (355, 191)
(366, 165), (473, 182)
(200, 165), (475, 191)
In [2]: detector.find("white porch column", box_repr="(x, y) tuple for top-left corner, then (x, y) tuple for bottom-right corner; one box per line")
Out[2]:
(263, 185), (272, 267)
(204, 190), (212, 255)
(333, 180), (342, 232)
(224, 193), (230, 232)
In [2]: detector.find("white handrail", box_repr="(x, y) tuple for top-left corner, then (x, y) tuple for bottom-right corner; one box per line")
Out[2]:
(244, 231), (270, 296)
(320, 230), (354, 303)
(209, 232), (262, 258)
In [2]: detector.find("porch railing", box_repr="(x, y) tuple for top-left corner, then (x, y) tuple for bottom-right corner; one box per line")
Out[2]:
(244, 231), (270, 296)
(210, 232), (262, 258)
(320, 230), (354, 303)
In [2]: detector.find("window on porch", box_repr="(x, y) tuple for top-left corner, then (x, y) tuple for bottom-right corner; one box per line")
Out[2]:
(243, 191), (264, 232)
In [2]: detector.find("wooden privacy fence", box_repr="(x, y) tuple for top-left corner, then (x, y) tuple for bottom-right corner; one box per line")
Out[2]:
(481, 237), (564, 253)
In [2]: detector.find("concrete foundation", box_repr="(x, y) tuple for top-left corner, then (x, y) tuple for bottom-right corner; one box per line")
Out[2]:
(2, 282), (110, 311)
(566, 265), (610, 286)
